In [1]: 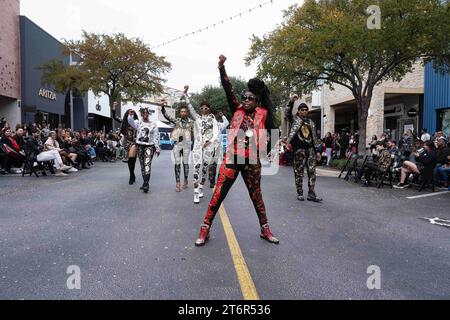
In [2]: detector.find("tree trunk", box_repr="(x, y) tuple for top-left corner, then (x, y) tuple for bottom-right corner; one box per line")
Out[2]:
(357, 101), (369, 155)
(109, 96), (115, 132)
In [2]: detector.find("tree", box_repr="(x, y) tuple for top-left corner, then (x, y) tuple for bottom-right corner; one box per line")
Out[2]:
(190, 77), (247, 119)
(246, 0), (450, 152)
(42, 31), (171, 129)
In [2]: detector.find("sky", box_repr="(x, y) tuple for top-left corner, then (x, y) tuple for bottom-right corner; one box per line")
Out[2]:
(20, 0), (301, 94)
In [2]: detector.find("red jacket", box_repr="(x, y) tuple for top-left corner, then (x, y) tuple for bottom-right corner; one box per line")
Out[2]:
(225, 106), (268, 163)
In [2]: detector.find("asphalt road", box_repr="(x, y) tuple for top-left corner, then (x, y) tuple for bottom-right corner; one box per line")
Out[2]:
(0, 151), (449, 300)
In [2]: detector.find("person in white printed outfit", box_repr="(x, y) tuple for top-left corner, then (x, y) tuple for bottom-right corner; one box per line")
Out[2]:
(209, 111), (229, 188)
(128, 106), (160, 193)
(182, 86), (220, 204)
(161, 99), (194, 192)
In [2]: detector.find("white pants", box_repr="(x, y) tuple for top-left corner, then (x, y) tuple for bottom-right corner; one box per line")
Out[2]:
(326, 148), (332, 166)
(37, 150), (63, 169)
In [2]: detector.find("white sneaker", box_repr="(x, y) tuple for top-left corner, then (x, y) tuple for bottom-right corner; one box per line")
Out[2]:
(60, 165), (72, 171)
(199, 188), (204, 198)
(194, 193), (200, 204)
(55, 171), (68, 177)
(68, 167), (78, 173)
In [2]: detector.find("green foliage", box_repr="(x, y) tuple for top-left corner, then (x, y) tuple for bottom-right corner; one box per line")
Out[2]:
(41, 31), (172, 105)
(246, 0), (450, 151)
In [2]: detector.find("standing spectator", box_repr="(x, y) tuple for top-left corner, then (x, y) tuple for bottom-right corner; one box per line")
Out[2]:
(339, 130), (350, 158)
(0, 117), (7, 131)
(421, 129), (431, 142)
(324, 132), (333, 166)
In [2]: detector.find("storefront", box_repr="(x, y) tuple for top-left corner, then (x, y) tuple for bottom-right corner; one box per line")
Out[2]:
(0, 0), (21, 129)
(20, 16), (87, 129)
(87, 91), (113, 132)
(423, 62), (450, 136)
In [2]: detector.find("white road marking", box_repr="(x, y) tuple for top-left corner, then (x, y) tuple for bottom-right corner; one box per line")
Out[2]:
(407, 191), (450, 200)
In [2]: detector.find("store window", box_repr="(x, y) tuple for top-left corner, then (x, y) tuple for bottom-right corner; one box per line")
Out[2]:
(438, 108), (450, 136)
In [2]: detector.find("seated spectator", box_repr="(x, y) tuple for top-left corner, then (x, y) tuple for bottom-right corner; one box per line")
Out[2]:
(106, 133), (118, 161)
(80, 131), (96, 161)
(421, 128), (431, 142)
(357, 141), (392, 186)
(46, 131), (77, 173)
(71, 139), (90, 169)
(25, 128), (72, 177)
(1, 127), (25, 173)
(408, 139), (424, 163)
(434, 137), (450, 188)
(13, 127), (26, 151)
(394, 141), (437, 189)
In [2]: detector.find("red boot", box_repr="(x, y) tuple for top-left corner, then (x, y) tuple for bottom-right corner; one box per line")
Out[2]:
(260, 224), (279, 244)
(195, 224), (210, 247)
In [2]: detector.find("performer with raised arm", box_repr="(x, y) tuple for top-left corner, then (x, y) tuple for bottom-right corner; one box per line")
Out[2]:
(182, 86), (220, 204)
(209, 111), (229, 188)
(195, 55), (279, 247)
(127, 106), (160, 193)
(111, 101), (139, 185)
(161, 99), (194, 192)
(283, 99), (322, 203)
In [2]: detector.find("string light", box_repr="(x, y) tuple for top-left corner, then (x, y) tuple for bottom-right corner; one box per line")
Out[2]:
(151, 0), (274, 49)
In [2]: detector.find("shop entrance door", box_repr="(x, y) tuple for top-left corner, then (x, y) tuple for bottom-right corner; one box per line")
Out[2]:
(384, 116), (399, 142)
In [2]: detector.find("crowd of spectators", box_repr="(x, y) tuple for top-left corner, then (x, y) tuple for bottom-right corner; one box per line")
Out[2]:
(1, 116), (125, 177)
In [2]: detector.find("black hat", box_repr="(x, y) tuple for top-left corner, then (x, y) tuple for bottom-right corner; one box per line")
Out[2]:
(298, 103), (309, 111)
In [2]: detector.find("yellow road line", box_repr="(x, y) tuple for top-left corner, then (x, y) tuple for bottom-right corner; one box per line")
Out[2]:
(219, 205), (260, 300)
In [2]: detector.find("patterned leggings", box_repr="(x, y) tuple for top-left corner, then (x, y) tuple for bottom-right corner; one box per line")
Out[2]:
(173, 142), (190, 183)
(293, 148), (317, 195)
(203, 162), (268, 227)
(192, 142), (215, 191)
(138, 145), (155, 182)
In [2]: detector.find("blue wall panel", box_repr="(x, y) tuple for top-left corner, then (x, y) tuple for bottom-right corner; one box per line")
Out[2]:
(423, 62), (450, 133)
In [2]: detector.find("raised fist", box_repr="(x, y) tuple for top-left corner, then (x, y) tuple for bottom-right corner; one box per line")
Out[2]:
(219, 55), (227, 67)
(112, 101), (119, 110)
(183, 85), (189, 94)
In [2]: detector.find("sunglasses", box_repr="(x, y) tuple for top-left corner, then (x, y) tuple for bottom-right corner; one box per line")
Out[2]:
(241, 95), (257, 102)
(200, 107), (210, 111)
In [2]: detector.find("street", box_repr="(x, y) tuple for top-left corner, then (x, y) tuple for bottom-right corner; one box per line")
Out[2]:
(0, 151), (449, 300)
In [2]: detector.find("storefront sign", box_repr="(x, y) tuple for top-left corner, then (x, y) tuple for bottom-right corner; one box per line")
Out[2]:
(38, 88), (57, 101)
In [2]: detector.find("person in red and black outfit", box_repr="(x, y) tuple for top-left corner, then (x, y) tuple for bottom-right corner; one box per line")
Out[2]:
(195, 55), (279, 247)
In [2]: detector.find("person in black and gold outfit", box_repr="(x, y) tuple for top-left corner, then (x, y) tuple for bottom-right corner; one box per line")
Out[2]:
(283, 98), (322, 202)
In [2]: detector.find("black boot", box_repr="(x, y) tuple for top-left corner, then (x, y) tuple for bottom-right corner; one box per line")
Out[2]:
(297, 192), (305, 201)
(128, 157), (136, 185)
(307, 191), (322, 203)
